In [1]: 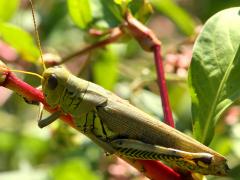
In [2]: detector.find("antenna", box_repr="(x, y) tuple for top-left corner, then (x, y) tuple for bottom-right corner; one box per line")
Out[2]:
(29, 0), (46, 71)
(7, 1), (45, 81)
(10, 69), (43, 80)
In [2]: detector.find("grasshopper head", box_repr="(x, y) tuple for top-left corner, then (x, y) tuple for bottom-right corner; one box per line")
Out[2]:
(42, 66), (70, 108)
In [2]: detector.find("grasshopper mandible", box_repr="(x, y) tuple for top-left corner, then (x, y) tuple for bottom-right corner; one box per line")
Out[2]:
(25, 0), (229, 176)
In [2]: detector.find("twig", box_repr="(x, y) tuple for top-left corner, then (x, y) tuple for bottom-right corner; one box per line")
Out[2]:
(123, 12), (174, 127)
(58, 27), (123, 65)
(153, 45), (174, 127)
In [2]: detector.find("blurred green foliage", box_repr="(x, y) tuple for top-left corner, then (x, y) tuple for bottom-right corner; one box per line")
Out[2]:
(150, 0), (196, 35)
(0, 0), (240, 180)
(0, 22), (39, 61)
(67, 0), (92, 29)
(0, 0), (19, 21)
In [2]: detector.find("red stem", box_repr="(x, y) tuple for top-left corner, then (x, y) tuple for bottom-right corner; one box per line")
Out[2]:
(123, 12), (174, 127)
(136, 160), (182, 180)
(153, 45), (175, 127)
(4, 72), (75, 126)
(4, 73), (45, 104)
(59, 27), (123, 65)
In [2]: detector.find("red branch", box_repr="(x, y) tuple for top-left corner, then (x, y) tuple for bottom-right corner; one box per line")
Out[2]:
(59, 27), (123, 65)
(153, 45), (174, 127)
(0, 66), (182, 180)
(123, 12), (174, 127)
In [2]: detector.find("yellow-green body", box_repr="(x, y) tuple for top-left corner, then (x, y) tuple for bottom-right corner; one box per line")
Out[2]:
(41, 66), (229, 176)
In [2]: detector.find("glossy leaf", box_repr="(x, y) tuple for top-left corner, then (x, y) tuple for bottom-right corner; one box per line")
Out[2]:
(0, 22), (39, 62)
(67, 0), (92, 29)
(92, 45), (119, 90)
(99, 0), (122, 26)
(0, 0), (19, 21)
(188, 7), (240, 145)
(150, 0), (195, 36)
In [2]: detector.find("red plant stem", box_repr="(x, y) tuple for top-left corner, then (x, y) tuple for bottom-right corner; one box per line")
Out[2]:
(133, 160), (182, 180)
(0, 69), (183, 180)
(3, 72), (75, 126)
(153, 45), (175, 127)
(123, 12), (174, 127)
(4, 73), (44, 104)
(59, 27), (123, 65)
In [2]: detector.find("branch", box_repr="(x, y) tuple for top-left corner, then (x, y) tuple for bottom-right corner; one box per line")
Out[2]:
(123, 12), (175, 127)
(58, 27), (123, 65)
(153, 45), (174, 127)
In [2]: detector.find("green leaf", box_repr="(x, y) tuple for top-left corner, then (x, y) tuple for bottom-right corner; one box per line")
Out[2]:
(188, 7), (240, 145)
(67, 0), (92, 29)
(114, 0), (132, 5)
(0, 0), (19, 21)
(229, 164), (240, 179)
(0, 22), (39, 62)
(114, 0), (132, 12)
(20, 136), (49, 164)
(0, 131), (16, 152)
(87, 0), (122, 29)
(92, 45), (119, 90)
(99, 0), (123, 25)
(128, 0), (153, 22)
(150, 0), (195, 36)
(51, 158), (98, 180)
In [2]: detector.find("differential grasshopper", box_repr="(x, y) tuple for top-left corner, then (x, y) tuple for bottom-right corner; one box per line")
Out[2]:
(39, 66), (229, 176)
(15, 0), (230, 177)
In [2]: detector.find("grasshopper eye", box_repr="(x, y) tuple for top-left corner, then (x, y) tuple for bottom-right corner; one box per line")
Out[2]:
(47, 74), (58, 90)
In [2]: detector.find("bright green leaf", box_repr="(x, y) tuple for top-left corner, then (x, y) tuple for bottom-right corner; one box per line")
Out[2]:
(0, 22), (39, 62)
(92, 45), (119, 90)
(188, 7), (240, 145)
(114, 0), (132, 11)
(99, 0), (123, 24)
(67, 0), (92, 29)
(0, 0), (19, 21)
(114, 0), (132, 5)
(150, 0), (195, 36)
(88, 0), (122, 28)
(128, 0), (153, 22)
(20, 136), (49, 160)
(51, 158), (98, 180)
(0, 132), (16, 152)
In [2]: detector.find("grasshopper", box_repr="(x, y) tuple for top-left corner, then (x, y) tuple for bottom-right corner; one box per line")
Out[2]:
(38, 66), (229, 176)
(23, 0), (230, 176)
